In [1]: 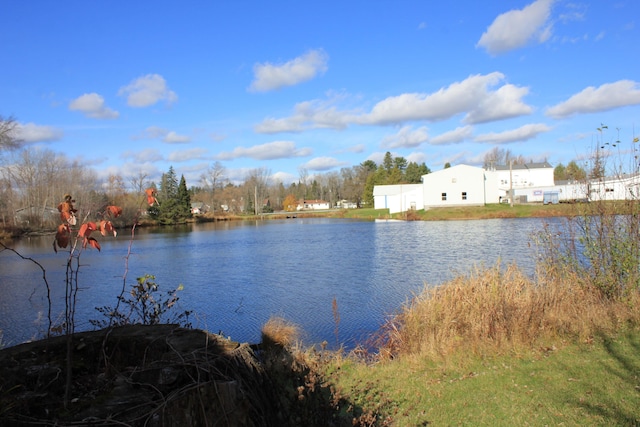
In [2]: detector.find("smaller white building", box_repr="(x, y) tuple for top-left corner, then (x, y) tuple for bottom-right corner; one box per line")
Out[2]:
(373, 184), (423, 214)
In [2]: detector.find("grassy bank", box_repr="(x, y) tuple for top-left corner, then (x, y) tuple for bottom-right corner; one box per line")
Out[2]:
(325, 329), (640, 426)
(312, 263), (640, 426)
(331, 203), (580, 221)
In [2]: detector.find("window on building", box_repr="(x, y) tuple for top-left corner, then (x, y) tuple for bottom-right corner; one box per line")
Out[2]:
(441, 192), (447, 201)
(462, 192), (467, 200)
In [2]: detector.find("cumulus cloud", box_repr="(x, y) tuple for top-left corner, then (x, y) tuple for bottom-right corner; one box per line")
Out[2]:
(255, 98), (354, 133)
(163, 131), (191, 144)
(249, 49), (328, 92)
(381, 126), (429, 149)
(545, 80), (640, 119)
(15, 123), (63, 143)
(69, 93), (119, 119)
(430, 126), (474, 145)
(364, 72), (532, 125)
(118, 74), (177, 107)
(216, 141), (312, 161)
(477, 0), (554, 55)
(474, 123), (551, 144)
(301, 156), (346, 171)
(167, 148), (208, 162)
(255, 73), (532, 133)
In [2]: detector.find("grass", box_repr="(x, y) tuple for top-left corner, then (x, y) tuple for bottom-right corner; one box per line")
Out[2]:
(313, 263), (640, 426)
(328, 330), (640, 426)
(327, 203), (579, 222)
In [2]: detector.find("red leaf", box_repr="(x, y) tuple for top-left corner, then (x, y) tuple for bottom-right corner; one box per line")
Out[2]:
(100, 220), (117, 237)
(78, 222), (97, 238)
(86, 237), (101, 251)
(106, 205), (122, 218)
(54, 224), (70, 251)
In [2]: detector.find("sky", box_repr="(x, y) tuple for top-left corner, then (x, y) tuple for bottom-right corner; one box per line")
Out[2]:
(2, 0), (639, 187)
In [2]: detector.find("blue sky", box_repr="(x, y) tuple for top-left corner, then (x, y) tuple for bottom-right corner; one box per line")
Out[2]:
(2, 0), (639, 187)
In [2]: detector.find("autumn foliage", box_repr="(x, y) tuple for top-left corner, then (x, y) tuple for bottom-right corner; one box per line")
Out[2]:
(53, 196), (123, 253)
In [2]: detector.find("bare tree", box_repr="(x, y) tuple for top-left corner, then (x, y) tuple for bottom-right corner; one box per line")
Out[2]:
(0, 116), (21, 152)
(129, 171), (150, 194)
(243, 167), (271, 214)
(201, 161), (226, 212)
(6, 147), (99, 228)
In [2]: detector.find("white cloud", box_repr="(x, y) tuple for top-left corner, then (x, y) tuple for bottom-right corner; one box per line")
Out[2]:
(132, 126), (190, 143)
(167, 148), (208, 162)
(430, 126), (474, 145)
(249, 49), (328, 92)
(301, 156), (346, 171)
(474, 123), (551, 144)
(477, 0), (555, 55)
(15, 123), (63, 143)
(118, 74), (177, 107)
(121, 148), (164, 163)
(381, 126), (428, 149)
(406, 152), (427, 164)
(271, 171), (297, 185)
(254, 73), (532, 134)
(216, 141), (312, 161)
(255, 98), (354, 133)
(69, 93), (119, 119)
(545, 80), (640, 119)
(163, 131), (191, 144)
(365, 72), (531, 125)
(464, 84), (533, 123)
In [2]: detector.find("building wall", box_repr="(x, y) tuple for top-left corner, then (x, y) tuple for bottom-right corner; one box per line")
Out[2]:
(494, 163), (555, 190)
(373, 184), (423, 214)
(422, 165), (486, 207)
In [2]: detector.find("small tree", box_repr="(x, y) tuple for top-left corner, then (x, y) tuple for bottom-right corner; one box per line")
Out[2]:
(283, 194), (298, 212)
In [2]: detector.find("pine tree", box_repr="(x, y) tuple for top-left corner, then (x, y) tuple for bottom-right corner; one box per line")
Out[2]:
(177, 175), (192, 220)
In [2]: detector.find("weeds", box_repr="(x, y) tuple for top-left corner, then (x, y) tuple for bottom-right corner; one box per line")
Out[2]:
(91, 274), (192, 328)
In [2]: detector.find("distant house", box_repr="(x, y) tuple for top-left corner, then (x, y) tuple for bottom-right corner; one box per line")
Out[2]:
(336, 200), (357, 209)
(297, 199), (330, 211)
(190, 202), (210, 215)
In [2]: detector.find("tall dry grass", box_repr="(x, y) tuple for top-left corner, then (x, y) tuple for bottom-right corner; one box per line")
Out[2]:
(374, 263), (640, 360)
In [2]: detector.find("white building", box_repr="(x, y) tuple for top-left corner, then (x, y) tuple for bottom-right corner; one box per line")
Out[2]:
(373, 162), (639, 214)
(297, 199), (331, 210)
(373, 184), (423, 212)
(373, 162), (554, 213)
(422, 164), (499, 208)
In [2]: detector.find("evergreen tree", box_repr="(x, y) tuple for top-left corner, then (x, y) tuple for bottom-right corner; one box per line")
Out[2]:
(149, 166), (192, 224)
(405, 162), (430, 183)
(177, 175), (192, 220)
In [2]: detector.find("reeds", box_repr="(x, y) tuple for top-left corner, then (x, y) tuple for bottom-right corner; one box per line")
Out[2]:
(374, 263), (640, 360)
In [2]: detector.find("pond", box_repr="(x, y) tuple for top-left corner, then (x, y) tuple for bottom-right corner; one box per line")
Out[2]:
(0, 217), (553, 349)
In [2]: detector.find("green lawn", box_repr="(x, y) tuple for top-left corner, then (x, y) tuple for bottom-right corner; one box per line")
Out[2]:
(325, 330), (640, 426)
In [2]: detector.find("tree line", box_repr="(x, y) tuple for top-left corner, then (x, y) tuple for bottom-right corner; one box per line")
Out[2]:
(0, 115), (599, 230)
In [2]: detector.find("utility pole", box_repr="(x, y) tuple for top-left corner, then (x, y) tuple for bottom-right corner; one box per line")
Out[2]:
(509, 160), (514, 208)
